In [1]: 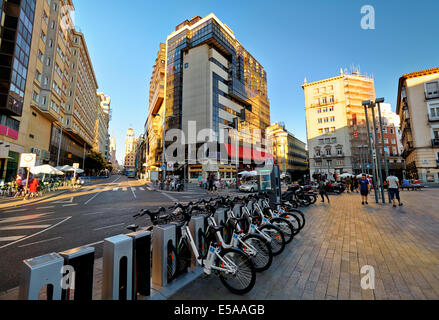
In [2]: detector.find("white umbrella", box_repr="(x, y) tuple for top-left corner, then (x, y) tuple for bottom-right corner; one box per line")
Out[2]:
(74, 169), (84, 174)
(31, 165), (64, 175)
(339, 173), (353, 178)
(56, 165), (76, 172)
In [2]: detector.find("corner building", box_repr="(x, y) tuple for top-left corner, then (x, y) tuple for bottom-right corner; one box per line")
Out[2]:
(163, 14), (271, 182)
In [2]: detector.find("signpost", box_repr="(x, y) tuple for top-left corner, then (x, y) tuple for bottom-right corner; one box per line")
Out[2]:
(19, 153), (37, 195)
(73, 163), (79, 179)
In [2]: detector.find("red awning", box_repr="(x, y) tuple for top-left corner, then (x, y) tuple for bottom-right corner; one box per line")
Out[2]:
(225, 144), (272, 162)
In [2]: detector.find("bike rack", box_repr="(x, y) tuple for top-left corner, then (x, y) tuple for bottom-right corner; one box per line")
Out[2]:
(127, 230), (151, 299)
(59, 246), (95, 301)
(189, 215), (205, 268)
(102, 235), (133, 300)
(151, 224), (176, 287)
(19, 253), (64, 300)
(215, 209), (226, 228)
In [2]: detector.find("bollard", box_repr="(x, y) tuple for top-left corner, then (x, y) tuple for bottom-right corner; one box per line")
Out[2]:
(19, 253), (64, 300)
(102, 235), (133, 300)
(152, 224), (176, 287)
(59, 246), (94, 301)
(127, 230), (151, 298)
(189, 215), (205, 267)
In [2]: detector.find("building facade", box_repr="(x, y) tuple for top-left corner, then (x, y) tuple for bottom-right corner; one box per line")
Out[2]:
(0, 0), (109, 182)
(147, 14), (271, 183)
(95, 92), (111, 160)
(266, 123), (308, 181)
(302, 70), (375, 178)
(396, 67), (439, 183)
(124, 128), (137, 170)
(0, 0), (37, 182)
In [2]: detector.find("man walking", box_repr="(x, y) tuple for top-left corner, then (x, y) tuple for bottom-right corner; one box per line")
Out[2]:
(358, 174), (370, 205)
(345, 175), (352, 193)
(387, 173), (403, 208)
(318, 178), (330, 203)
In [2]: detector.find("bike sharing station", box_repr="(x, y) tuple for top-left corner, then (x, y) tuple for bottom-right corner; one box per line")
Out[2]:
(17, 166), (286, 300)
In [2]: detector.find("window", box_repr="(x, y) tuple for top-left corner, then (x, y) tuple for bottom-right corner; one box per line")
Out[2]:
(318, 128), (323, 134)
(315, 150), (321, 156)
(51, 20), (55, 29)
(330, 127), (335, 133)
(329, 96), (334, 103)
(392, 147), (397, 155)
(390, 128), (394, 134)
(330, 116), (335, 122)
(317, 108), (321, 113)
(429, 103), (439, 119)
(337, 149), (343, 155)
(318, 139), (324, 145)
(331, 138), (337, 143)
(426, 81), (439, 97)
(322, 97), (327, 104)
(35, 71), (41, 82)
(384, 138), (389, 144)
(325, 138), (331, 144)
(318, 118), (323, 124)
(329, 106), (334, 111)
(41, 32), (46, 43)
(324, 128), (330, 133)
(336, 159), (344, 166)
(391, 139), (396, 144)
(324, 117), (329, 123)
(383, 128), (387, 134)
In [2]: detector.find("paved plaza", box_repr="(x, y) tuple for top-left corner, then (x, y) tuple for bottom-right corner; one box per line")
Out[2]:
(170, 189), (439, 300)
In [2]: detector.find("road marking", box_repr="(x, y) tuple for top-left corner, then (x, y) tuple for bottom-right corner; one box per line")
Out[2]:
(62, 204), (78, 207)
(0, 236), (25, 242)
(131, 187), (137, 199)
(139, 187), (145, 191)
(18, 237), (63, 248)
(147, 186), (152, 191)
(83, 212), (104, 216)
(160, 192), (178, 202)
(53, 197), (74, 204)
(0, 216), (72, 249)
(113, 188), (119, 191)
(0, 225), (51, 231)
(93, 223), (125, 231)
(122, 187), (127, 191)
(37, 206), (55, 210)
(3, 209), (26, 213)
(83, 240), (104, 247)
(0, 213), (51, 225)
(84, 175), (122, 205)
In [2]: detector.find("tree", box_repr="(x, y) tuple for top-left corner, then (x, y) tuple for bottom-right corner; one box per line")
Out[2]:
(85, 151), (108, 175)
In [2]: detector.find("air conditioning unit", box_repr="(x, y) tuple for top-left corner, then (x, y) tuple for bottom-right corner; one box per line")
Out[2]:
(31, 148), (41, 156)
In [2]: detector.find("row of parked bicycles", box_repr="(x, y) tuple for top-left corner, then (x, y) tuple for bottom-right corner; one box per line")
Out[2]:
(0, 181), (63, 199)
(127, 192), (307, 295)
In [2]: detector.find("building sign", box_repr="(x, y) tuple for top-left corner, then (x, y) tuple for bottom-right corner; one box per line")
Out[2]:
(19, 153), (37, 168)
(73, 163), (80, 169)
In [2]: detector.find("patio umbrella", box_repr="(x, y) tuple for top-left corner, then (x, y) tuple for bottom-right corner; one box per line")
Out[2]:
(31, 165), (64, 175)
(339, 173), (353, 178)
(56, 165), (76, 172)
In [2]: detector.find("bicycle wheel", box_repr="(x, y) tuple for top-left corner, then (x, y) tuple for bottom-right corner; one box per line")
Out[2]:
(217, 248), (256, 295)
(167, 242), (177, 282)
(259, 224), (285, 256)
(177, 239), (192, 275)
(240, 234), (272, 272)
(270, 217), (295, 244)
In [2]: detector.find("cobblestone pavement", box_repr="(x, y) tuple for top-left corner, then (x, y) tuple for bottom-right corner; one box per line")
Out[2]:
(170, 189), (439, 300)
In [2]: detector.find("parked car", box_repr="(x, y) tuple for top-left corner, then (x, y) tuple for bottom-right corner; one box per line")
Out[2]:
(239, 181), (259, 193)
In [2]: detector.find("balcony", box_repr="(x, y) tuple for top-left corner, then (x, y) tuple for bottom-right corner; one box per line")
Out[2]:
(0, 95), (24, 117)
(432, 139), (439, 148)
(428, 115), (439, 122)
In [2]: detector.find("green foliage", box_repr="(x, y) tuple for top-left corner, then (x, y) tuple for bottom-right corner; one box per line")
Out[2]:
(85, 151), (109, 173)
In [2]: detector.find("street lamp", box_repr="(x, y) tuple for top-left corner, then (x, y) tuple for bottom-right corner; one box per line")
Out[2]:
(362, 98), (388, 204)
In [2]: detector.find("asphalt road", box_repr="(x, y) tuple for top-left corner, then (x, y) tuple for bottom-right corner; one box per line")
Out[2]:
(0, 175), (216, 292)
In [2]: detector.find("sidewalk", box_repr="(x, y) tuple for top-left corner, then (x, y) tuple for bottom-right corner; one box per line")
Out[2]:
(0, 187), (70, 210)
(170, 189), (439, 300)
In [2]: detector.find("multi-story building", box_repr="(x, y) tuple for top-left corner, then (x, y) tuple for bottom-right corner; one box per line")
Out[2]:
(266, 123), (308, 182)
(124, 128), (137, 169)
(0, 0), (37, 182)
(148, 14), (271, 183)
(373, 103), (405, 174)
(95, 92), (111, 160)
(302, 70), (375, 177)
(1, 0), (108, 182)
(145, 43), (166, 178)
(396, 67), (439, 183)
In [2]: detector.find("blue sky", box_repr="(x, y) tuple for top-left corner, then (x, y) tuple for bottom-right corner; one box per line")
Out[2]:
(74, 0), (439, 163)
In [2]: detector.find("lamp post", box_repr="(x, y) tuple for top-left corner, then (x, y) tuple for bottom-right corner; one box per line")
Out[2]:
(376, 98), (391, 203)
(56, 116), (63, 167)
(363, 100), (379, 203)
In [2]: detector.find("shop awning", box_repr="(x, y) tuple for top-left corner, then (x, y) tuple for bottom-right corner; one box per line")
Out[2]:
(225, 144), (272, 162)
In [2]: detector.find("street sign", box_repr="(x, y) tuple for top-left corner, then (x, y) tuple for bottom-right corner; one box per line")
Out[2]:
(265, 158), (274, 166)
(19, 153), (36, 168)
(167, 162), (174, 171)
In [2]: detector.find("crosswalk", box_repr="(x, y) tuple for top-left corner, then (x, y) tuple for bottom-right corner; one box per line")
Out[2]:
(80, 186), (151, 193)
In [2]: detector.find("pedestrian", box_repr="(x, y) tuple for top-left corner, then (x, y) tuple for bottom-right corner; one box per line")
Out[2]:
(345, 175), (352, 193)
(14, 174), (23, 197)
(358, 174), (370, 205)
(29, 177), (39, 199)
(208, 175), (214, 193)
(387, 173), (403, 208)
(318, 178), (330, 203)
